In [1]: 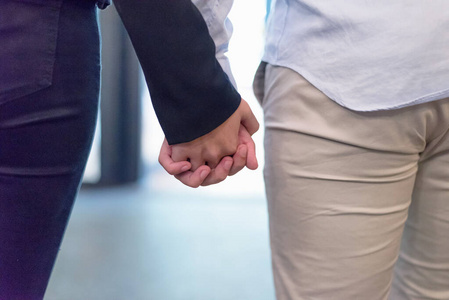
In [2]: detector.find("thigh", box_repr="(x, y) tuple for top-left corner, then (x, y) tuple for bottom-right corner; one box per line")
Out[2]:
(390, 110), (449, 300)
(0, 1), (99, 298)
(261, 65), (428, 300)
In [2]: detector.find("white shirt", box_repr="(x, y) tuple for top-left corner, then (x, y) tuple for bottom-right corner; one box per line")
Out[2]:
(192, 0), (237, 88)
(195, 0), (449, 111)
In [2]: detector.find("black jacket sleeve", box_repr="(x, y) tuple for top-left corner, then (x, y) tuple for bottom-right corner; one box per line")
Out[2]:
(114, 0), (242, 145)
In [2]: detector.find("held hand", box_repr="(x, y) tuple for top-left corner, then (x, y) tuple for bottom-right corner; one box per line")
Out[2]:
(158, 138), (212, 188)
(170, 99), (259, 172)
(158, 125), (258, 187)
(201, 124), (258, 186)
(158, 99), (259, 188)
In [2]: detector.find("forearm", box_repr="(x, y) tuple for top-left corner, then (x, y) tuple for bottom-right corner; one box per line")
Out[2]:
(114, 0), (241, 144)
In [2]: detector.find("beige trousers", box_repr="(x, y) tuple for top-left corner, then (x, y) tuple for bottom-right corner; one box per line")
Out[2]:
(253, 63), (449, 300)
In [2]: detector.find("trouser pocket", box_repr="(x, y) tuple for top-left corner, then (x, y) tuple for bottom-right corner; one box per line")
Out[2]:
(0, 0), (62, 104)
(252, 61), (267, 106)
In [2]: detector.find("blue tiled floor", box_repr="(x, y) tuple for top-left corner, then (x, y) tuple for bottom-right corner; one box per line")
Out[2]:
(45, 170), (275, 300)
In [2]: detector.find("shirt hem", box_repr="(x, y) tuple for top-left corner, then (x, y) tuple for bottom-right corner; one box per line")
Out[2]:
(261, 58), (449, 112)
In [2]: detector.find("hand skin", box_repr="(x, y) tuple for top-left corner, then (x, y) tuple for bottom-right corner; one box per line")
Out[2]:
(159, 124), (258, 187)
(170, 99), (258, 171)
(158, 99), (259, 187)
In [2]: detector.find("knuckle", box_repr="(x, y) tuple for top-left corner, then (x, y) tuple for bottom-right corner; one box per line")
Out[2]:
(175, 175), (200, 188)
(187, 181), (200, 188)
(166, 168), (177, 176)
(158, 155), (166, 167)
(229, 166), (243, 176)
(214, 172), (227, 183)
(201, 180), (213, 187)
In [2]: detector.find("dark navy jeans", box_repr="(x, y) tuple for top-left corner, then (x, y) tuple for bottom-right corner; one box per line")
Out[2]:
(0, 1), (100, 298)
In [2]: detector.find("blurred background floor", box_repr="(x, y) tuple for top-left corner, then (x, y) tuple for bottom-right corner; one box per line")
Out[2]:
(45, 1), (274, 299)
(45, 168), (274, 300)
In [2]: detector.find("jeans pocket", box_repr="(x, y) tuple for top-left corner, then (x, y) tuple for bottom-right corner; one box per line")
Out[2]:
(0, 0), (62, 104)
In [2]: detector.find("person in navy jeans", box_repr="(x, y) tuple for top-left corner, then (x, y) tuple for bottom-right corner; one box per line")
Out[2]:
(0, 0), (258, 298)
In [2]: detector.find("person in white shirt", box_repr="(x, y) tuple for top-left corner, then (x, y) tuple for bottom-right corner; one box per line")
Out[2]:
(158, 1), (449, 299)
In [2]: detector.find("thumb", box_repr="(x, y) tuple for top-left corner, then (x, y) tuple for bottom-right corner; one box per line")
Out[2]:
(239, 99), (259, 136)
(238, 125), (258, 170)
